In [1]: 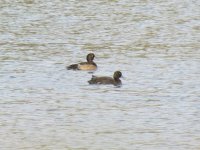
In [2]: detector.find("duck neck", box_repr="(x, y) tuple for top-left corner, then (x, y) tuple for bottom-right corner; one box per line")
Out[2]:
(87, 58), (94, 63)
(114, 77), (121, 82)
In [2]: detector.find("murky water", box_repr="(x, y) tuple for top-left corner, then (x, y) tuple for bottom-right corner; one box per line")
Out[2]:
(0, 0), (200, 149)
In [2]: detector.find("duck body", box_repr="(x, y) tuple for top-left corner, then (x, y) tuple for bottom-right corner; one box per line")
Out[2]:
(88, 71), (122, 86)
(67, 62), (97, 70)
(67, 53), (97, 71)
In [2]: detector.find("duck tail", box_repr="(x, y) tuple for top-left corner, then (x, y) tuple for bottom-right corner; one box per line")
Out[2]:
(67, 64), (78, 70)
(88, 75), (97, 84)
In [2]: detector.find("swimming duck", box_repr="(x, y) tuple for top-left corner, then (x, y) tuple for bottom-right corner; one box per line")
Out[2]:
(67, 53), (97, 70)
(88, 71), (122, 86)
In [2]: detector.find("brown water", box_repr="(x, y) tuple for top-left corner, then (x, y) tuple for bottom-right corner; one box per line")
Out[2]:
(0, 0), (200, 149)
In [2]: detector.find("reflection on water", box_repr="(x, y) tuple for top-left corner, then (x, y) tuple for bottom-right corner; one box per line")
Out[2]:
(0, 0), (200, 149)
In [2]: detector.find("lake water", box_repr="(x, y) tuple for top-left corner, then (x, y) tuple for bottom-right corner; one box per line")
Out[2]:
(0, 0), (200, 149)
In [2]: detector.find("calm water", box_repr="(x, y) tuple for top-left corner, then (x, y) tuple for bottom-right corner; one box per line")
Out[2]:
(0, 0), (200, 149)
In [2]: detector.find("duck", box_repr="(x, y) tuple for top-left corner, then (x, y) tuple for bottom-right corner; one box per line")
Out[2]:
(88, 71), (122, 86)
(67, 53), (97, 70)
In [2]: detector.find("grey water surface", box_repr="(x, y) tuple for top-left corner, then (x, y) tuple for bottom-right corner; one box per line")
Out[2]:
(0, 0), (200, 150)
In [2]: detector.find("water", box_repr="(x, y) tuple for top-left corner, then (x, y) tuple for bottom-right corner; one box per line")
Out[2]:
(0, 0), (200, 149)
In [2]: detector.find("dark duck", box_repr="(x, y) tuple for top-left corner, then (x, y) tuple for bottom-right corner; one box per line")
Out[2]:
(88, 71), (122, 86)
